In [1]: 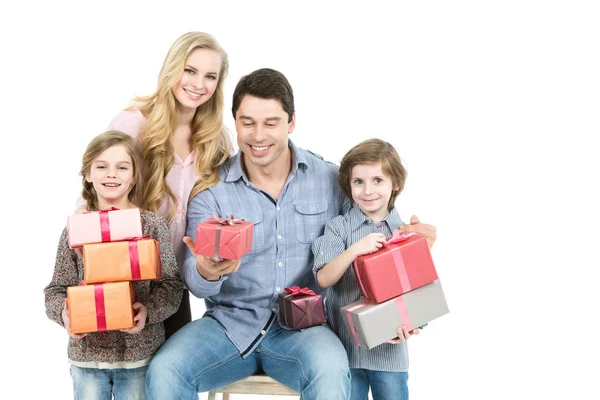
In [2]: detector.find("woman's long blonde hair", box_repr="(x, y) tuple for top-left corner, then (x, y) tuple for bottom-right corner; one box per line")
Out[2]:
(129, 32), (232, 221)
(80, 131), (143, 212)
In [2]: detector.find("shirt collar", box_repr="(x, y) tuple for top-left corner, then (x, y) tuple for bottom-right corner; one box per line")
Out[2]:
(348, 204), (403, 234)
(225, 140), (308, 184)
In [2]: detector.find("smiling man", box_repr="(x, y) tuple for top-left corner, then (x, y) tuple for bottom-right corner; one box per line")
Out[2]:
(146, 68), (352, 400)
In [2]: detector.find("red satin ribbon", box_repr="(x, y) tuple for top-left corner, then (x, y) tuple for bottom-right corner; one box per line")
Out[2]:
(94, 284), (107, 331)
(284, 286), (315, 296)
(84, 207), (120, 243)
(128, 241), (142, 281)
(122, 236), (150, 280)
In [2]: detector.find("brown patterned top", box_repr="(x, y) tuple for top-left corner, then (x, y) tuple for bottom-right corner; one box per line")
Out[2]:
(44, 210), (184, 363)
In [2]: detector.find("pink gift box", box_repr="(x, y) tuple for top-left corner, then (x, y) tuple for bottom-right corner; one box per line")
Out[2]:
(194, 215), (254, 260)
(278, 286), (326, 329)
(67, 208), (143, 248)
(353, 231), (438, 303)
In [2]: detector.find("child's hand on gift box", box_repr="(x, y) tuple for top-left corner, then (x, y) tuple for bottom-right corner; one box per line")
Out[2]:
(387, 325), (420, 344)
(62, 299), (88, 339)
(349, 233), (387, 257)
(121, 302), (148, 334)
(400, 215), (437, 249)
(183, 236), (241, 281)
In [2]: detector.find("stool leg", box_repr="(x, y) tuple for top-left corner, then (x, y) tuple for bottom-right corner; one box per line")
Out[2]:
(223, 394), (230, 400)
(207, 390), (217, 400)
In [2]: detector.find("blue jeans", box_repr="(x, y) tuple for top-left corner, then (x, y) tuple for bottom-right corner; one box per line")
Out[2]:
(146, 317), (351, 400)
(70, 364), (148, 400)
(351, 368), (408, 400)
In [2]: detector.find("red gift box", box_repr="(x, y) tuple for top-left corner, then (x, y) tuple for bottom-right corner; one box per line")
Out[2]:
(194, 215), (254, 260)
(278, 286), (326, 329)
(353, 230), (438, 303)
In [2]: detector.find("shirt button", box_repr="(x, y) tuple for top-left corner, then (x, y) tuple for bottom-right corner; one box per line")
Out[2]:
(278, 262), (283, 267)
(277, 235), (282, 240)
(272, 307), (277, 312)
(261, 330), (266, 335)
(277, 206), (280, 211)
(276, 287), (281, 292)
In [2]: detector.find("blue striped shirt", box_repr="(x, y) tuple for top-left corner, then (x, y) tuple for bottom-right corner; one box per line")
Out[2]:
(312, 205), (409, 372)
(183, 141), (346, 356)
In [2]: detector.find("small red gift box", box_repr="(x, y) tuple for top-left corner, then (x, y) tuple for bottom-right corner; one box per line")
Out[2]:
(353, 230), (438, 303)
(194, 215), (254, 260)
(278, 286), (326, 329)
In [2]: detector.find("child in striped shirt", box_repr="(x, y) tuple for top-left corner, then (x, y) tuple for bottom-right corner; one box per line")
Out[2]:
(312, 138), (436, 400)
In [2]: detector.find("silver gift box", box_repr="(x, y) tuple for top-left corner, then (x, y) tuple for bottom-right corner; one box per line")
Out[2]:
(340, 280), (449, 349)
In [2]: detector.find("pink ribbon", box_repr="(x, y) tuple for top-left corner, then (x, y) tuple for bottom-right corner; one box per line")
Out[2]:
(84, 207), (120, 242)
(384, 229), (415, 247)
(346, 300), (372, 346)
(94, 284), (107, 331)
(388, 230), (415, 293)
(394, 297), (413, 331)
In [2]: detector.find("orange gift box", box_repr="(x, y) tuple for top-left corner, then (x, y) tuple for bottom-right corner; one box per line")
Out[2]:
(67, 282), (135, 334)
(82, 238), (161, 284)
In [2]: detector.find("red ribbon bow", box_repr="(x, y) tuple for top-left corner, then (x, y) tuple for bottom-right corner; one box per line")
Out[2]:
(284, 286), (315, 296)
(384, 229), (414, 247)
(211, 214), (245, 226)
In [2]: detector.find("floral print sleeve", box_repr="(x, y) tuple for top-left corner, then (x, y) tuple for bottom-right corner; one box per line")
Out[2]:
(141, 211), (184, 325)
(44, 228), (81, 327)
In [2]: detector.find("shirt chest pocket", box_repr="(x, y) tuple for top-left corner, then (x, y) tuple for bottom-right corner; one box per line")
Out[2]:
(294, 199), (330, 244)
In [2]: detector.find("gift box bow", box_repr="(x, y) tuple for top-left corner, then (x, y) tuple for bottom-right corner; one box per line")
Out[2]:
(211, 214), (245, 225)
(384, 230), (415, 247)
(284, 286), (316, 296)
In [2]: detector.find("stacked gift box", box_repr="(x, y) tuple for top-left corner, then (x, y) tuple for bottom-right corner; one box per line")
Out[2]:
(66, 208), (161, 334)
(341, 230), (449, 349)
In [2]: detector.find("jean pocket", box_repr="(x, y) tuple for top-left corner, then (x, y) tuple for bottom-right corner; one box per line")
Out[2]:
(294, 199), (330, 243)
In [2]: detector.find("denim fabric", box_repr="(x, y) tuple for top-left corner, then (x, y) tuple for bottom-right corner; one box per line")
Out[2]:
(146, 317), (351, 400)
(350, 368), (408, 400)
(70, 365), (148, 400)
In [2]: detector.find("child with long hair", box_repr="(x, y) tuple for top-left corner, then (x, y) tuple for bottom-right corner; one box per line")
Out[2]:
(47, 131), (183, 399)
(77, 32), (234, 338)
(312, 139), (436, 400)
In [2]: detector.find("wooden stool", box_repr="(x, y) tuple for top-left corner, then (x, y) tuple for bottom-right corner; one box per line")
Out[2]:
(207, 374), (299, 399)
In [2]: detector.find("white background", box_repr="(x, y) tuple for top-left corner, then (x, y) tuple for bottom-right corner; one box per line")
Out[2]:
(1, 1), (599, 399)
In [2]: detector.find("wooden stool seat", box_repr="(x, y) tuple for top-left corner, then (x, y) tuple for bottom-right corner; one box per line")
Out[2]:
(207, 374), (299, 399)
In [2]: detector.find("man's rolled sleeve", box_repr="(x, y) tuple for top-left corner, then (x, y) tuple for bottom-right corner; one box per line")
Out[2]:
(182, 254), (226, 298)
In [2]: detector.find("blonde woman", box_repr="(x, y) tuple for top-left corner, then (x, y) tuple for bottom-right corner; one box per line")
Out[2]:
(77, 32), (233, 338)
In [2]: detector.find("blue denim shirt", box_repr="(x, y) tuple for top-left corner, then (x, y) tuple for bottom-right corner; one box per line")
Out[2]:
(183, 141), (346, 356)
